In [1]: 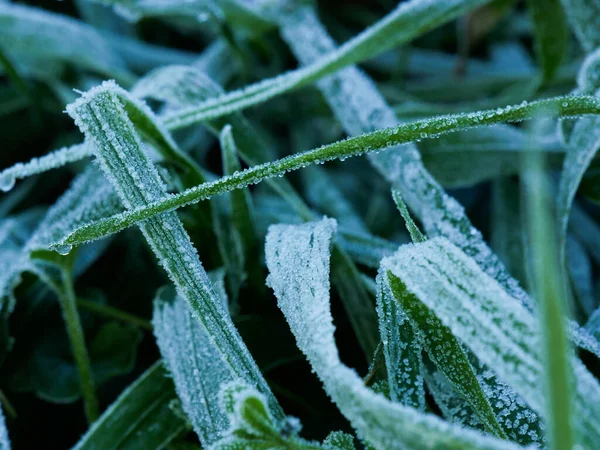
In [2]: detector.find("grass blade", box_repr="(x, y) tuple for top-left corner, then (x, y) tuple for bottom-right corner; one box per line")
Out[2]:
(54, 94), (600, 247)
(72, 362), (186, 450)
(375, 271), (424, 409)
(0, 144), (92, 193)
(523, 147), (575, 450)
(153, 287), (233, 446)
(65, 81), (283, 419)
(159, 0), (492, 129)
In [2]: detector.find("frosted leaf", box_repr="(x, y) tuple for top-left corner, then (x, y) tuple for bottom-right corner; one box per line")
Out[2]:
(266, 218), (520, 450)
(153, 287), (233, 446)
(0, 144), (92, 193)
(0, 404), (9, 450)
(0, 3), (127, 78)
(66, 81), (283, 419)
(27, 165), (122, 253)
(382, 237), (600, 448)
(559, 0), (600, 52)
(375, 271), (425, 409)
(383, 272), (507, 439)
(72, 362), (186, 450)
(423, 361), (485, 431)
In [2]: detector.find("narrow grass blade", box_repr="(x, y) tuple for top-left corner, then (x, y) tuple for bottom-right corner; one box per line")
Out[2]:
(160, 0), (492, 129)
(523, 149), (575, 450)
(382, 237), (600, 448)
(0, 144), (92, 193)
(55, 94), (600, 248)
(265, 218), (520, 450)
(384, 273), (507, 439)
(526, 0), (567, 82)
(65, 81), (283, 419)
(375, 271), (424, 409)
(557, 114), (600, 267)
(219, 125), (258, 269)
(391, 190), (426, 243)
(153, 286), (233, 446)
(72, 362), (186, 450)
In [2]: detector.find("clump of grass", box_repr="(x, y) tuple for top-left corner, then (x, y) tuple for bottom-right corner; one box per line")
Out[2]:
(1, 0), (600, 449)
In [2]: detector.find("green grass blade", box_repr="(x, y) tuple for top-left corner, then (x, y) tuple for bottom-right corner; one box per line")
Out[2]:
(219, 125), (258, 267)
(523, 139), (575, 450)
(65, 81), (283, 419)
(375, 271), (425, 409)
(391, 190), (426, 243)
(265, 218), (520, 450)
(72, 362), (186, 450)
(54, 94), (600, 248)
(385, 272), (507, 439)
